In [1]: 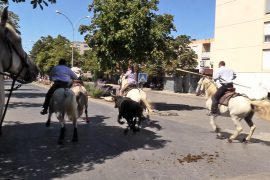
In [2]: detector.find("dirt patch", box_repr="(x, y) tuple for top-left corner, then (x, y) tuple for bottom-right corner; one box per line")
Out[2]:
(177, 152), (219, 164)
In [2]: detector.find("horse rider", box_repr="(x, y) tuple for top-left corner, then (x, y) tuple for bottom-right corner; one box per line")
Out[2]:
(119, 65), (137, 96)
(210, 61), (236, 116)
(40, 58), (78, 115)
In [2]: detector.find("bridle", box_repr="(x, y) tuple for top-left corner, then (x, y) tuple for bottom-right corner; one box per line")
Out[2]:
(199, 77), (216, 92)
(1, 28), (30, 82)
(0, 27), (30, 134)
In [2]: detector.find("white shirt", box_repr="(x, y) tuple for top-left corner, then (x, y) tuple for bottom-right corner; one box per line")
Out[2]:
(213, 66), (236, 84)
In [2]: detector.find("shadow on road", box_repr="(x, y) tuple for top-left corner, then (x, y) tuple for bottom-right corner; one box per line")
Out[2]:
(152, 102), (205, 111)
(212, 131), (270, 146)
(0, 115), (168, 180)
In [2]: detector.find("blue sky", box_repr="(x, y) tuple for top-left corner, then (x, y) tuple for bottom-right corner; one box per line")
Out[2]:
(8, 0), (216, 52)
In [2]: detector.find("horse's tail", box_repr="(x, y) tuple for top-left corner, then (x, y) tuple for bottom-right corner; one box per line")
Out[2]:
(141, 98), (154, 114)
(250, 100), (270, 121)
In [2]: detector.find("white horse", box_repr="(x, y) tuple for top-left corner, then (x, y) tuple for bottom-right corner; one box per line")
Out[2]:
(45, 88), (78, 144)
(0, 7), (39, 134)
(71, 81), (89, 123)
(197, 77), (270, 143)
(119, 75), (154, 119)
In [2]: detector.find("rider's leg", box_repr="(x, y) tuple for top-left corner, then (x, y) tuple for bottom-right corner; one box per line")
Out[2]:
(41, 83), (58, 114)
(41, 81), (69, 115)
(119, 84), (128, 96)
(211, 85), (227, 114)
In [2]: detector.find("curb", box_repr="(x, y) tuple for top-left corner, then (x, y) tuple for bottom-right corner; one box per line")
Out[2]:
(32, 81), (205, 101)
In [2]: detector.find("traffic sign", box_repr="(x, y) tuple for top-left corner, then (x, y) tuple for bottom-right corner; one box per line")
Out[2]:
(138, 73), (147, 83)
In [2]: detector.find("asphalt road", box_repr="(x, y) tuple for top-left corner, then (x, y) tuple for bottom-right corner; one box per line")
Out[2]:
(0, 81), (270, 180)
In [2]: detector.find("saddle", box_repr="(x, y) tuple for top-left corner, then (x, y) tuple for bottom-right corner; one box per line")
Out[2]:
(219, 87), (239, 106)
(123, 84), (138, 96)
(72, 80), (84, 87)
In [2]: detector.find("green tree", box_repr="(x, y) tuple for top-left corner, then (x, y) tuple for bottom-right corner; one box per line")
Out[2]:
(80, 0), (175, 74)
(0, 2), (20, 29)
(30, 35), (80, 74)
(163, 35), (198, 76)
(2, 0), (56, 9)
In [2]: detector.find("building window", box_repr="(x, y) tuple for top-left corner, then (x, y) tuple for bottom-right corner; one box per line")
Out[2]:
(266, 0), (270, 14)
(264, 22), (270, 42)
(263, 49), (270, 69)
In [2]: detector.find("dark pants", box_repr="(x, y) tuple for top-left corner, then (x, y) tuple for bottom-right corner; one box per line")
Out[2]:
(42, 81), (69, 110)
(211, 83), (233, 114)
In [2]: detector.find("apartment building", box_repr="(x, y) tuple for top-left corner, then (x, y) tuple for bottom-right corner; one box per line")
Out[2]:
(73, 41), (90, 55)
(212, 0), (270, 96)
(189, 39), (214, 75)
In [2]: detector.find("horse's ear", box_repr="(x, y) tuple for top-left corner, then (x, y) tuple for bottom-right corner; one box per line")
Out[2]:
(1, 6), (8, 27)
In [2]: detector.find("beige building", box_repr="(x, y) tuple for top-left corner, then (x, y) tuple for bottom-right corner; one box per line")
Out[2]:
(212, 0), (270, 97)
(190, 39), (214, 75)
(73, 41), (90, 55)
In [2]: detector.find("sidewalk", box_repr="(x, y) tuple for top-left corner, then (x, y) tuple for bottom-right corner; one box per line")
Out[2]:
(105, 83), (204, 100)
(33, 81), (204, 101)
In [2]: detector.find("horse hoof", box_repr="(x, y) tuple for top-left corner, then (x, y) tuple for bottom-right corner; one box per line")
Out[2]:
(215, 127), (221, 133)
(241, 138), (249, 144)
(227, 138), (233, 143)
(45, 122), (50, 127)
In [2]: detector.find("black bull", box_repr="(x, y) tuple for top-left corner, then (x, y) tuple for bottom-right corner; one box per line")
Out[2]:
(113, 96), (144, 134)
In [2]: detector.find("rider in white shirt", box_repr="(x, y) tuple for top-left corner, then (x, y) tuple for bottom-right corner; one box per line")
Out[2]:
(211, 61), (236, 116)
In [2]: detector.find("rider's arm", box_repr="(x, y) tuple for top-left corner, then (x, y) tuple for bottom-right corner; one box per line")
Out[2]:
(69, 69), (78, 80)
(212, 68), (221, 82)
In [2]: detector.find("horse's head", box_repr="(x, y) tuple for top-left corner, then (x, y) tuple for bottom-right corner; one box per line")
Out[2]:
(196, 76), (217, 98)
(0, 7), (39, 84)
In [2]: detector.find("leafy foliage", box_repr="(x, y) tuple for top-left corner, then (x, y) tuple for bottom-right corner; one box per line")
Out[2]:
(163, 35), (198, 76)
(80, 0), (175, 74)
(80, 49), (99, 73)
(30, 35), (80, 74)
(0, 2), (20, 29)
(84, 83), (103, 98)
(2, 0), (56, 9)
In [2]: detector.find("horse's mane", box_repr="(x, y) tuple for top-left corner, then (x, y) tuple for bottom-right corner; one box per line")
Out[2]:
(203, 78), (217, 98)
(6, 23), (20, 36)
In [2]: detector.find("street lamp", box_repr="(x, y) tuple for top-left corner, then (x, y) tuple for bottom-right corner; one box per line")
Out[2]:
(56, 10), (90, 67)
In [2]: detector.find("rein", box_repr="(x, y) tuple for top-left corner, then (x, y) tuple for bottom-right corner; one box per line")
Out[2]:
(0, 68), (24, 132)
(0, 40), (26, 134)
(0, 78), (17, 134)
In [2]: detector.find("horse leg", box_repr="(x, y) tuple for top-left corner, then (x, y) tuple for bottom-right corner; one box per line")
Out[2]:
(58, 122), (66, 145)
(85, 101), (89, 123)
(137, 116), (142, 132)
(243, 111), (256, 143)
(72, 120), (78, 142)
(46, 111), (52, 127)
(0, 75), (4, 136)
(124, 119), (131, 135)
(228, 115), (243, 143)
(131, 117), (137, 134)
(210, 115), (222, 138)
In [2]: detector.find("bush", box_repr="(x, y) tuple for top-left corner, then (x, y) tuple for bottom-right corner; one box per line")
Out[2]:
(85, 84), (104, 98)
